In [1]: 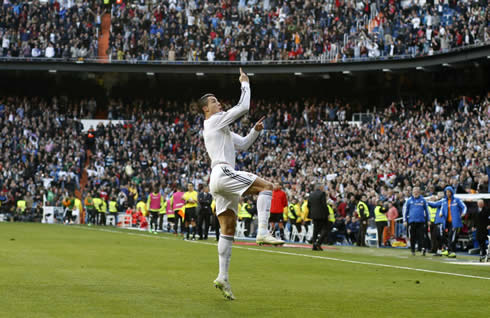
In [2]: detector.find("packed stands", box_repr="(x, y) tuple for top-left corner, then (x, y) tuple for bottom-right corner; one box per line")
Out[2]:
(0, 0), (488, 62)
(0, 93), (488, 224)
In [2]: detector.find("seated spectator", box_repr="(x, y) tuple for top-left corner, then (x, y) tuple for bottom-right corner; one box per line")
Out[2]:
(346, 215), (360, 245)
(0, 1), (488, 62)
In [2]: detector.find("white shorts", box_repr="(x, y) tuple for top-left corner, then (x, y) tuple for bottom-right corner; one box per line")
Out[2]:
(210, 164), (257, 216)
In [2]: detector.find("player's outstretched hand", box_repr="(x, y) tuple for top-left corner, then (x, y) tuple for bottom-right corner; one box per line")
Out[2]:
(239, 67), (249, 83)
(254, 116), (265, 131)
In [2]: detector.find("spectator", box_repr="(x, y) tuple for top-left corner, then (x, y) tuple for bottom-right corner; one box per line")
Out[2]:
(403, 187), (430, 256)
(45, 43), (55, 58)
(0, 92), (488, 242)
(308, 183), (329, 251)
(428, 186), (467, 258)
(473, 200), (490, 262)
(270, 183), (288, 241)
(4, 1), (487, 62)
(345, 215), (360, 245)
(386, 202), (399, 243)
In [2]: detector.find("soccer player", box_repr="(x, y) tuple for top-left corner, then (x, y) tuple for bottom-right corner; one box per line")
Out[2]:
(200, 68), (284, 300)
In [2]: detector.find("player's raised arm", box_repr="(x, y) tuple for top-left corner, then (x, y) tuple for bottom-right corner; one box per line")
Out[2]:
(211, 68), (251, 129)
(232, 116), (265, 150)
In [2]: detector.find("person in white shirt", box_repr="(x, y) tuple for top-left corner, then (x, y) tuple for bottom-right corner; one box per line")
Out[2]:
(2, 32), (10, 55)
(206, 49), (215, 61)
(31, 44), (41, 57)
(45, 43), (55, 58)
(200, 68), (283, 300)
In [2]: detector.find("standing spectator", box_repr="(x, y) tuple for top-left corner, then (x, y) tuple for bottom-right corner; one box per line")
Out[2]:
(147, 185), (164, 234)
(171, 186), (185, 236)
(62, 193), (75, 224)
(403, 187), (431, 256)
(374, 200), (389, 247)
(198, 185), (213, 240)
(108, 196), (119, 227)
(183, 183), (198, 240)
(308, 184), (329, 251)
(356, 194), (370, 247)
(240, 48), (248, 63)
(287, 197), (303, 241)
(428, 187), (467, 258)
(158, 195), (167, 232)
(474, 200), (490, 262)
(85, 191), (96, 225)
(386, 202), (399, 243)
(237, 198), (253, 238)
(430, 192), (447, 256)
(15, 195), (27, 222)
(94, 195), (107, 226)
(270, 183), (287, 240)
(165, 192), (176, 232)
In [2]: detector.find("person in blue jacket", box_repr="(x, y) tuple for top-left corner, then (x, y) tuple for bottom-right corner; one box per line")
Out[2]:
(403, 187), (430, 256)
(428, 186), (467, 258)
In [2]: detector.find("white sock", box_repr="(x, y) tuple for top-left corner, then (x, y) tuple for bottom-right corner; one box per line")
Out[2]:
(218, 234), (233, 281)
(257, 190), (272, 236)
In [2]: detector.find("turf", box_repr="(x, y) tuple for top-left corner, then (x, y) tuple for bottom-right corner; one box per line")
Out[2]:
(0, 223), (488, 318)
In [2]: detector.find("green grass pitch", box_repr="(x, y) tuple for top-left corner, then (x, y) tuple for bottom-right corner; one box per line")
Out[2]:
(0, 223), (488, 318)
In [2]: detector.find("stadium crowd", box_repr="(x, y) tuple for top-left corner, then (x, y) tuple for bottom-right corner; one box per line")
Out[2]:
(0, 91), (489, 246)
(0, 0), (103, 59)
(0, 96), (96, 221)
(0, 0), (489, 61)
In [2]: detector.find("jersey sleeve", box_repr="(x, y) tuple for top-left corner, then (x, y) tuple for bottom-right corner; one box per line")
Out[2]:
(212, 82), (251, 130)
(232, 129), (260, 151)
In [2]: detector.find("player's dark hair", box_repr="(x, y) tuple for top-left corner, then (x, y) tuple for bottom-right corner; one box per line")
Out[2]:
(198, 93), (214, 112)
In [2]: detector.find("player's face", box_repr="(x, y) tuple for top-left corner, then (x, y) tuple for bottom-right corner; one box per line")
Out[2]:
(206, 96), (222, 114)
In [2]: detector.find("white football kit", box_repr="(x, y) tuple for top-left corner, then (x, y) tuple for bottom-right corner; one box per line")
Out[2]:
(203, 82), (260, 215)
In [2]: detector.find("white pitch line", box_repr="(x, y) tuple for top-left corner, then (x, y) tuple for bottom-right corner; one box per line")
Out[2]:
(73, 226), (490, 281)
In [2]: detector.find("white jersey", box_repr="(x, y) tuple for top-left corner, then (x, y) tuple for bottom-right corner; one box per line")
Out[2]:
(203, 82), (260, 169)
